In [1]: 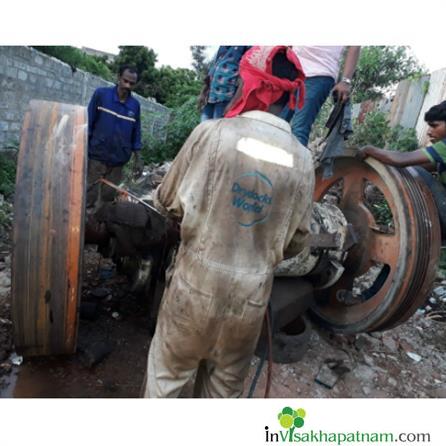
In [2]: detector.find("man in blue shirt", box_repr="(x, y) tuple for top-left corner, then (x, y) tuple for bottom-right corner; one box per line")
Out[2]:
(87, 65), (142, 208)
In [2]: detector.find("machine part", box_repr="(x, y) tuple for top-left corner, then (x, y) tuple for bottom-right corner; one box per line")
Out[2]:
(78, 340), (114, 368)
(267, 277), (313, 330)
(254, 277), (313, 365)
(311, 157), (441, 333)
(314, 259), (345, 290)
(99, 178), (164, 218)
(342, 223), (358, 251)
(130, 257), (154, 294)
(255, 315), (312, 364)
(274, 202), (348, 289)
(308, 232), (342, 249)
(12, 100), (87, 356)
(274, 246), (318, 277)
(84, 213), (110, 247)
(115, 255), (154, 296)
(411, 166), (446, 240)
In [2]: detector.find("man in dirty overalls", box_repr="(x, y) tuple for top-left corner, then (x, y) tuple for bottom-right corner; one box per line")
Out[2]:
(143, 46), (315, 398)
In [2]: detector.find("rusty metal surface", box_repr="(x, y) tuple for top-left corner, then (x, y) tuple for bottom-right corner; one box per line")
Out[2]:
(275, 202), (348, 279)
(381, 166), (442, 329)
(12, 100), (87, 356)
(310, 157), (441, 333)
(308, 232), (341, 249)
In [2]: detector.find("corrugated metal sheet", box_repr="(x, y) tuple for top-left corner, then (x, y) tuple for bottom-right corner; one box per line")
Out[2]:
(351, 103), (361, 120)
(389, 75), (429, 129)
(415, 68), (446, 146)
(351, 69), (446, 147)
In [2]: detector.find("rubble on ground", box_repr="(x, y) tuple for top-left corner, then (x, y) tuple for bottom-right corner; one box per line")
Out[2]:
(246, 275), (446, 398)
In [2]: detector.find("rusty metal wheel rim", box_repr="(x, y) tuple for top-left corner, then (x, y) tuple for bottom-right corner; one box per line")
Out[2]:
(310, 157), (441, 333)
(12, 100), (87, 356)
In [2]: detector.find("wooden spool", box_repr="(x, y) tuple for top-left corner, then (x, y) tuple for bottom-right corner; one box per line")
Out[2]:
(12, 100), (87, 356)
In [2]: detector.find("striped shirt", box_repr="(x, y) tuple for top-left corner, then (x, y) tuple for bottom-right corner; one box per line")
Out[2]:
(422, 139), (446, 185)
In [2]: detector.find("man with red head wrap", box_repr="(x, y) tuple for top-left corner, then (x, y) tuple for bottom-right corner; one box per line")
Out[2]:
(143, 46), (314, 398)
(225, 46), (305, 117)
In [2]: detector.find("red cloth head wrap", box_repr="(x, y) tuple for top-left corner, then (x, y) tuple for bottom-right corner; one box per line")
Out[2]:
(225, 46), (306, 118)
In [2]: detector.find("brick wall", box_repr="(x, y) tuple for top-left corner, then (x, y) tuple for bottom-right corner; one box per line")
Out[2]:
(0, 46), (171, 147)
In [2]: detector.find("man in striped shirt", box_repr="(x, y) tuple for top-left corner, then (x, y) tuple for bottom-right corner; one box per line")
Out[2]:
(358, 101), (446, 185)
(87, 65), (142, 208)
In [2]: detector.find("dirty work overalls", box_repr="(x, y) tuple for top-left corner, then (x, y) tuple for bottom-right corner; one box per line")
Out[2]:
(144, 111), (314, 397)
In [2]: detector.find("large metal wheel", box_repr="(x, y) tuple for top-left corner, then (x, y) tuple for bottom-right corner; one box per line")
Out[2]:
(12, 100), (87, 356)
(311, 157), (441, 333)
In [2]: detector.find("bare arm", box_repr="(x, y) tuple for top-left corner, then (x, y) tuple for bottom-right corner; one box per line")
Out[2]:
(342, 46), (361, 79)
(332, 46), (361, 103)
(358, 145), (432, 167)
(420, 162), (436, 171)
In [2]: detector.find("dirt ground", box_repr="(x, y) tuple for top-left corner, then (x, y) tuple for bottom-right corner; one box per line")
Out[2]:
(1, 227), (446, 398)
(246, 307), (446, 398)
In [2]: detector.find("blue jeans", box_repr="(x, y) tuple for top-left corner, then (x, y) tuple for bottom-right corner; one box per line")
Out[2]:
(200, 101), (230, 122)
(280, 76), (335, 146)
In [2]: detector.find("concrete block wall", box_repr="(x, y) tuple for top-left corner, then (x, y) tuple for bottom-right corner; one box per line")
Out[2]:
(0, 46), (171, 147)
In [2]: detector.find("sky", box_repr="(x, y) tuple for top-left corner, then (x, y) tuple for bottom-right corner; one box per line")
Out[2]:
(96, 44), (445, 74)
(95, 45), (216, 70)
(3, 1), (446, 74)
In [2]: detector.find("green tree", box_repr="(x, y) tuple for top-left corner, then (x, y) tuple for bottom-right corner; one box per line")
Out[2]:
(111, 46), (201, 105)
(190, 45), (209, 79)
(154, 66), (201, 107)
(310, 46), (424, 144)
(141, 96), (200, 164)
(349, 110), (418, 152)
(0, 151), (17, 198)
(353, 46), (424, 102)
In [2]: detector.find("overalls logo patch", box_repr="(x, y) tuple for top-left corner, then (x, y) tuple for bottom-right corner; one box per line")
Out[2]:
(231, 170), (273, 227)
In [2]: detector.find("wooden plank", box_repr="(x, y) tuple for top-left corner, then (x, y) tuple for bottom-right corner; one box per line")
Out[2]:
(389, 79), (411, 127)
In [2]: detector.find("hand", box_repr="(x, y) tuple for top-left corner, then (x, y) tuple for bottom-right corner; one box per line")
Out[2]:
(332, 81), (351, 103)
(357, 145), (375, 161)
(132, 153), (144, 179)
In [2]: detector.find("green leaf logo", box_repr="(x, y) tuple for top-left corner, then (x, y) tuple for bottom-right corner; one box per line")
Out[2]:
(278, 406), (306, 430)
